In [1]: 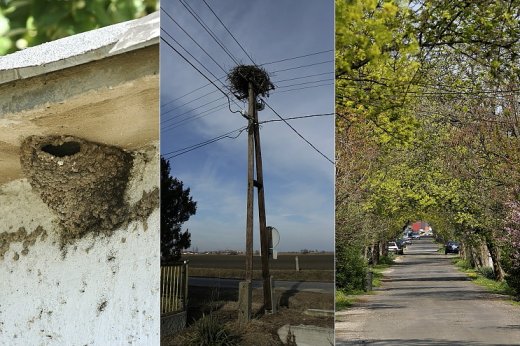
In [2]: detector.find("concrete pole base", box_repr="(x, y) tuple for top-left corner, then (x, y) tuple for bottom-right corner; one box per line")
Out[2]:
(238, 281), (252, 323)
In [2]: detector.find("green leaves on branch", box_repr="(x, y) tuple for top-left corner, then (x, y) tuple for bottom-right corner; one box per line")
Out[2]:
(0, 0), (158, 55)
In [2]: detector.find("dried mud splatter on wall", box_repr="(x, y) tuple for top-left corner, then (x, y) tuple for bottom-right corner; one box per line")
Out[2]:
(0, 226), (47, 260)
(19, 135), (133, 243)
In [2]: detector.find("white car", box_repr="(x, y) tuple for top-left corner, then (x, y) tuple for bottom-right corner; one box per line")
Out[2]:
(387, 241), (400, 254)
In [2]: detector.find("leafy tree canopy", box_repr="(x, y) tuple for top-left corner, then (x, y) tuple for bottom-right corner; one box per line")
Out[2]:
(0, 0), (158, 55)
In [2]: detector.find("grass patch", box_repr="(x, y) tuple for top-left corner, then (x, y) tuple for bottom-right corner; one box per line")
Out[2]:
(370, 256), (394, 288)
(335, 290), (354, 310)
(452, 258), (516, 297)
(335, 289), (365, 311)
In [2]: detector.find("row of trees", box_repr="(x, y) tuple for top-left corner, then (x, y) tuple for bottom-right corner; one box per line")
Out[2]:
(336, 0), (520, 296)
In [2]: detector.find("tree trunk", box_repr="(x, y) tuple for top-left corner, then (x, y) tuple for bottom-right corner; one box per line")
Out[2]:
(486, 235), (505, 281)
(372, 242), (380, 265)
(380, 240), (388, 258)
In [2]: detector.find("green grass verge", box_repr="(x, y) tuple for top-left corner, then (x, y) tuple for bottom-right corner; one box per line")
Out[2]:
(452, 258), (517, 298)
(335, 288), (370, 311)
(371, 263), (391, 287)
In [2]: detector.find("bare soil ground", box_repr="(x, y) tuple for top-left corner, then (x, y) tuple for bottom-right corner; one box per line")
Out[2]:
(162, 286), (334, 346)
(184, 253), (334, 282)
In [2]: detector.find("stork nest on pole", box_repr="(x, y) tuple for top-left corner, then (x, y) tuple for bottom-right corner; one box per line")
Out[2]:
(227, 65), (274, 100)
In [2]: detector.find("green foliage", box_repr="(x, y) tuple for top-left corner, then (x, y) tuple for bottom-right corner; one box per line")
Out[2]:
(190, 313), (240, 346)
(0, 0), (158, 55)
(336, 0), (520, 293)
(477, 266), (495, 280)
(335, 289), (355, 311)
(335, 243), (367, 292)
(161, 157), (197, 262)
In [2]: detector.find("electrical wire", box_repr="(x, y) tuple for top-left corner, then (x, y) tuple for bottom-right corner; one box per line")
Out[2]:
(202, 0), (256, 65)
(178, 0), (240, 65)
(162, 102), (229, 132)
(162, 95), (227, 124)
(162, 89), (219, 117)
(260, 49), (333, 66)
(273, 72), (333, 84)
(274, 83), (333, 94)
(161, 51), (335, 107)
(160, 36), (242, 113)
(163, 126), (248, 159)
(161, 8), (228, 75)
(271, 60), (333, 74)
(276, 78), (335, 89)
(259, 113), (334, 124)
(262, 101), (335, 165)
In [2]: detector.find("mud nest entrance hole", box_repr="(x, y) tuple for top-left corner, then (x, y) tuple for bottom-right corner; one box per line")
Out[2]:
(41, 141), (81, 157)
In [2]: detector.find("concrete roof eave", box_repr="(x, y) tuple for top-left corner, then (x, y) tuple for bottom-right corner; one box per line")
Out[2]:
(0, 11), (159, 84)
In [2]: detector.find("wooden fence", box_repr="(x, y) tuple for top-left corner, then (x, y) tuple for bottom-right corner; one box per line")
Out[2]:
(160, 260), (188, 315)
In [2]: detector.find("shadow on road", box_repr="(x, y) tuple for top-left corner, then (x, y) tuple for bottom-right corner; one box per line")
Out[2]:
(383, 276), (469, 282)
(337, 339), (487, 345)
(279, 282), (302, 308)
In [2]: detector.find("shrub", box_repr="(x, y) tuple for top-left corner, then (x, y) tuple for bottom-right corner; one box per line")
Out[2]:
(477, 266), (495, 280)
(190, 313), (240, 346)
(336, 244), (367, 292)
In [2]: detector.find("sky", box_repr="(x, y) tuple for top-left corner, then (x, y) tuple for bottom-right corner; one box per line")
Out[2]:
(160, 0), (334, 252)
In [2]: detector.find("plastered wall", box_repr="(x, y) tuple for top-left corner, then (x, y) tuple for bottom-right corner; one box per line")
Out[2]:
(0, 143), (159, 345)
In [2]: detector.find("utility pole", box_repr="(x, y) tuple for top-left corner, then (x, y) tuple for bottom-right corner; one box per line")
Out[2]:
(252, 97), (272, 313)
(246, 82), (255, 284)
(239, 82), (256, 323)
(238, 80), (273, 322)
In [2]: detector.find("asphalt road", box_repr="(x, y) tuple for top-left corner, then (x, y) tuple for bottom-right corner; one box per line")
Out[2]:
(336, 238), (520, 345)
(189, 277), (334, 294)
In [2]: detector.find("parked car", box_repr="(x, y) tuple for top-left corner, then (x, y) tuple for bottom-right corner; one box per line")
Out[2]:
(411, 233), (421, 240)
(445, 241), (460, 254)
(395, 238), (407, 249)
(387, 241), (404, 255)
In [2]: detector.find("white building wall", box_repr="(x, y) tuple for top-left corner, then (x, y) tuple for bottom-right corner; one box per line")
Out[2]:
(0, 144), (159, 345)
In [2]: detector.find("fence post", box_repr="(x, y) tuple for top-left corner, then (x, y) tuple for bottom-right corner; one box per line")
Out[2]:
(183, 260), (189, 311)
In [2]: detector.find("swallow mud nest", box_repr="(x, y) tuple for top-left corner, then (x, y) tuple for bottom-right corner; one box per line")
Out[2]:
(20, 135), (133, 242)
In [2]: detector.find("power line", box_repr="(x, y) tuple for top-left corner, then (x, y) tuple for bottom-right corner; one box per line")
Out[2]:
(163, 126), (248, 159)
(161, 80), (217, 108)
(277, 78), (335, 89)
(161, 52), (335, 107)
(259, 113), (334, 124)
(262, 101), (335, 165)
(162, 95), (226, 124)
(178, 0), (240, 65)
(202, 0), (256, 65)
(271, 60), (334, 73)
(273, 71), (333, 83)
(161, 7), (228, 75)
(162, 102), (229, 132)
(161, 28), (222, 84)
(260, 49), (333, 66)
(160, 35), (242, 113)
(274, 83), (333, 94)
(162, 89), (219, 117)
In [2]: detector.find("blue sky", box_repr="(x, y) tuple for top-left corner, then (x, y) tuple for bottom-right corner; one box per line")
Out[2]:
(160, 0), (334, 252)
